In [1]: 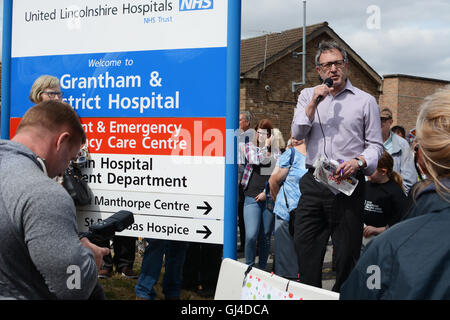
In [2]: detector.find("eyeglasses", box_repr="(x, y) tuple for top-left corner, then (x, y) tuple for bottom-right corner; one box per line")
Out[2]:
(317, 60), (346, 71)
(257, 130), (268, 135)
(42, 91), (63, 98)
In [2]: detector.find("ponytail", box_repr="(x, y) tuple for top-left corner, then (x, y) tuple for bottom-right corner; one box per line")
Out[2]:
(388, 170), (405, 193)
(377, 151), (405, 192)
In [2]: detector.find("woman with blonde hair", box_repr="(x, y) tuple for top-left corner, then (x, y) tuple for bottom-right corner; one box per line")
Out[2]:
(271, 128), (286, 153)
(29, 75), (63, 103)
(341, 86), (450, 300)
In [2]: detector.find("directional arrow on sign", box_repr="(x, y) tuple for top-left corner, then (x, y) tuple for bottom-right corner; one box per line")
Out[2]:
(196, 225), (212, 239)
(197, 201), (212, 215)
(78, 211), (223, 244)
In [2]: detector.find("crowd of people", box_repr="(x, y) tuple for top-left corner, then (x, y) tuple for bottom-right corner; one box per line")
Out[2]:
(237, 40), (449, 299)
(0, 39), (448, 300)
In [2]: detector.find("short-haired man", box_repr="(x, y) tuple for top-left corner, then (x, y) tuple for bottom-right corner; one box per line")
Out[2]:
(380, 108), (417, 194)
(0, 100), (109, 299)
(239, 111), (251, 133)
(291, 40), (384, 292)
(391, 125), (406, 139)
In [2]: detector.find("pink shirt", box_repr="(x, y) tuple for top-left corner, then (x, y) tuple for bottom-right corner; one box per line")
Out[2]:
(291, 80), (383, 175)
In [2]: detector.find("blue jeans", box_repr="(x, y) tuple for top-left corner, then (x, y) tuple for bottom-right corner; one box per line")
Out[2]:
(243, 196), (274, 270)
(135, 239), (188, 300)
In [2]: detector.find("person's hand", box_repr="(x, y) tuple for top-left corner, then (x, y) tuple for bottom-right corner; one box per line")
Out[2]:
(255, 192), (266, 202)
(306, 84), (334, 121)
(312, 83), (333, 105)
(335, 159), (359, 180)
(363, 225), (386, 238)
(80, 237), (110, 271)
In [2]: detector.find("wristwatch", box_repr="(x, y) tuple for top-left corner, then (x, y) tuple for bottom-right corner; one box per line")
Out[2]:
(354, 157), (364, 170)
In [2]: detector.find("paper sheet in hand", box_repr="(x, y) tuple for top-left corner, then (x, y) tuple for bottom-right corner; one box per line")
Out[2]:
(313, 157), (358, 196)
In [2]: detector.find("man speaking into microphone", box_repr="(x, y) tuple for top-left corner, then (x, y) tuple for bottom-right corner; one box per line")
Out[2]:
(291, 40), (383, 292)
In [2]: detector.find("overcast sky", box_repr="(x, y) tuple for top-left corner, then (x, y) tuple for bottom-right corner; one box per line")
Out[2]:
(1, 1), (449, 80)
(242, 0), (450, 81)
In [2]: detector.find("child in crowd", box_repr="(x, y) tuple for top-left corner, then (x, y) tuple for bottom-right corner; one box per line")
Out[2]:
(362, 151), (409, 239)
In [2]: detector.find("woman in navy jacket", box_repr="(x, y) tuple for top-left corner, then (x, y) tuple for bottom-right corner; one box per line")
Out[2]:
(340, 86), (450, 300)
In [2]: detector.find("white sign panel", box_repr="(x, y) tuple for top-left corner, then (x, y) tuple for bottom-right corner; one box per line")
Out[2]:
(12, 0), (228, 57)
(78, 210), (224, 244)
(82, 154), (225, 195)
(80, 189), (223, 220)
(9, 0), (230, 244)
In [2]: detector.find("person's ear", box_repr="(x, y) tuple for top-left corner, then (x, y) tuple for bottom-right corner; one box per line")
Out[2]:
(56, 132), (71, 152)
(316, 68), (322, 78)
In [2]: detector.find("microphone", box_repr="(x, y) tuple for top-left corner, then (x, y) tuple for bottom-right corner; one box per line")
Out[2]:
(316, 78), (333, 104)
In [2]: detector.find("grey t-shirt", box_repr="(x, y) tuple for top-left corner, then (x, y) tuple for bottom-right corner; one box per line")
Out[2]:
(0, 140), (97, 299)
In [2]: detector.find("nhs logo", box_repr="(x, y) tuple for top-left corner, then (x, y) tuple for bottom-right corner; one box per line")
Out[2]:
(180, 0), (213, 11)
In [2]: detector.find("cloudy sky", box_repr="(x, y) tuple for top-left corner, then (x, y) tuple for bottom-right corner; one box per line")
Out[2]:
(1, 1), (449, 80)
(242, 0), (450, 80)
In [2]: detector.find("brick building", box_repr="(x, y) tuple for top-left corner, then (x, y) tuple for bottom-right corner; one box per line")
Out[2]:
(240, 22), (382, 139)
(379, 74), (450, 134)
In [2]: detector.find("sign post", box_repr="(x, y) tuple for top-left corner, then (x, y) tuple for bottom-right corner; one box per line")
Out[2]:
(2, 0), (241, 255)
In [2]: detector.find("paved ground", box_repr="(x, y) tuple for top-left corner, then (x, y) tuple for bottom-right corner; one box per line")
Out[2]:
(322, 241), (336, 291)
(237, 236), (336, 291)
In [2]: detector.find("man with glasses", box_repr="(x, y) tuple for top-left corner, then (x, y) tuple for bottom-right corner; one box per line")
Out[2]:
(291, 40), (384, 292)
(380, 108), (417, 194)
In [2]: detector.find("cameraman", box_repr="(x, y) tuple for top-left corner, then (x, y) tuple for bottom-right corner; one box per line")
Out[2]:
(0, 101), (109, 299)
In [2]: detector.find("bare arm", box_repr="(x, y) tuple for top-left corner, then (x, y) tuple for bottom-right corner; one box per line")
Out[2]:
(268, 166), (290, 200)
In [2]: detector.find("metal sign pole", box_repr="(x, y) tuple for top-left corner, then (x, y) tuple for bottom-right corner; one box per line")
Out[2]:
(1, 0), (13, 139)
(223, 0), (242, 259)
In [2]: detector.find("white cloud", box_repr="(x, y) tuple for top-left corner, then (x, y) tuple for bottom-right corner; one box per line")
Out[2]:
(242, 0), (450, 80)
(1, 0), (449, 80)
(345, 26), (450, 79)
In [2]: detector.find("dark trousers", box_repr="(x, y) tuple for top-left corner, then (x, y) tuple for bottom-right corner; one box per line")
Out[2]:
(98, 236), (137, 272)
(293, 171), (364, 292)
(183, 242), (223, 291)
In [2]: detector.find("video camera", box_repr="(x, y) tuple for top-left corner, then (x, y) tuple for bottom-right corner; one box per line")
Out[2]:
(79, 210), (134, 244)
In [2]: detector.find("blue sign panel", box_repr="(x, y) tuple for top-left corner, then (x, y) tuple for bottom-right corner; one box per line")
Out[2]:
(11, 47), (226, 118)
